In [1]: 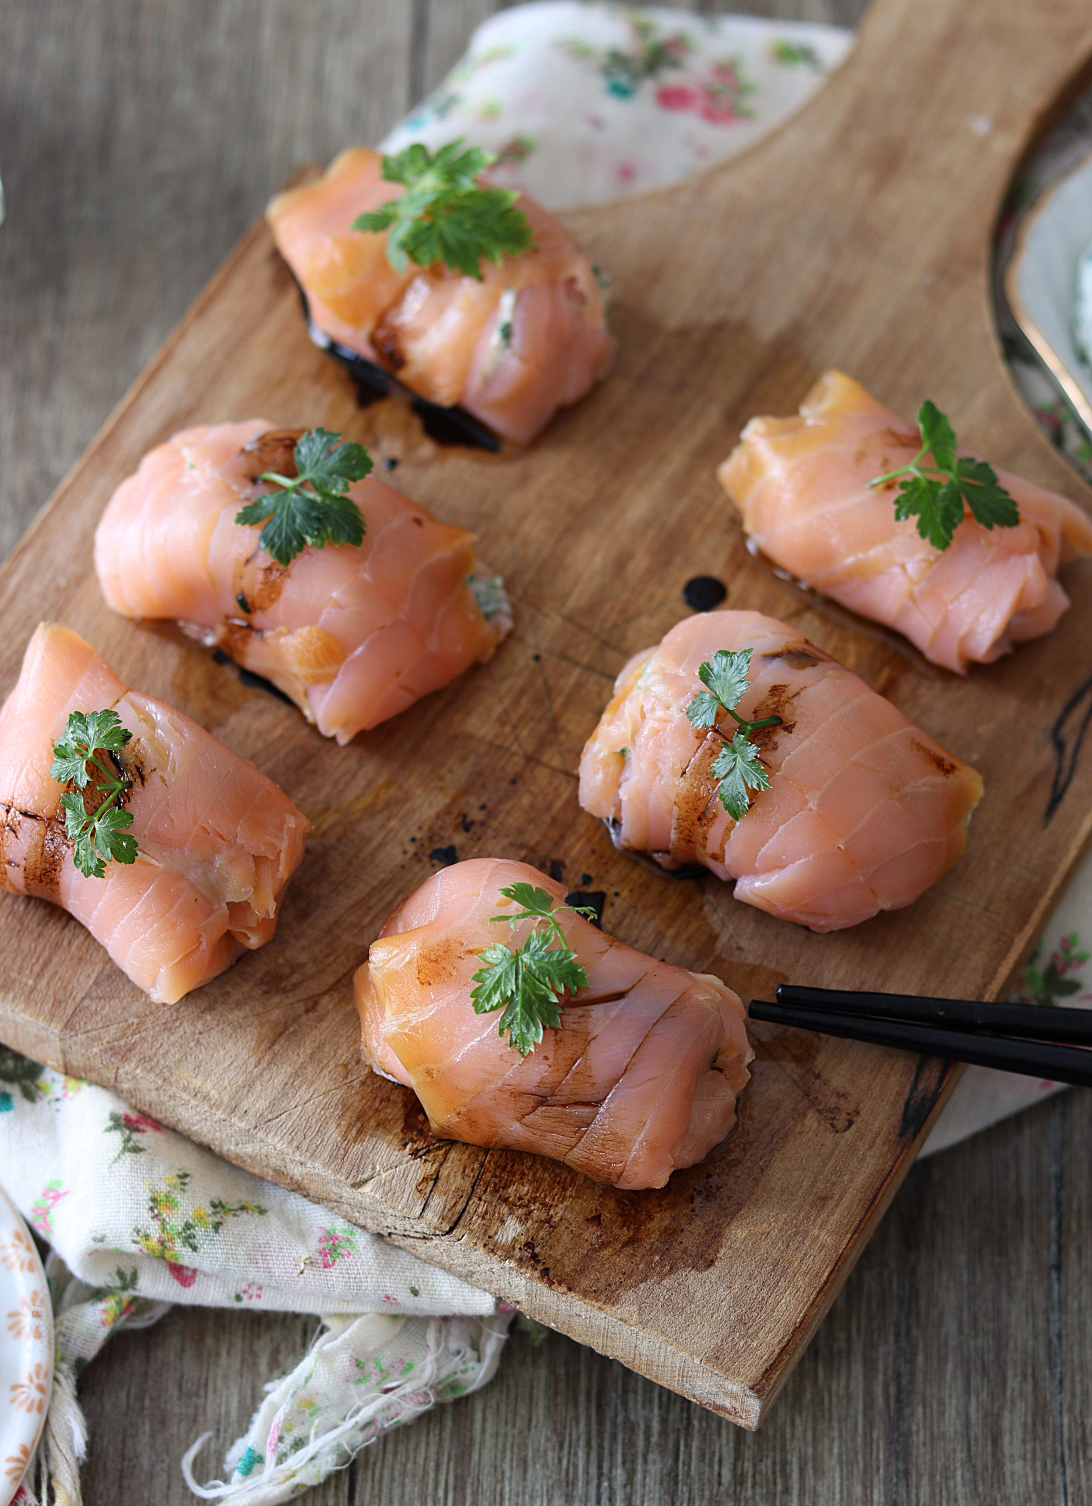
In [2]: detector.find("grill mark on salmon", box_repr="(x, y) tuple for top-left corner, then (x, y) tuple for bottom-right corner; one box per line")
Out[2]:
(1, 803), (67, 901)
(0, 623), (310, 1002)
(355, 858), (752, 1189)
(94, 420), (511, 744)
(239, 429), (303, 481)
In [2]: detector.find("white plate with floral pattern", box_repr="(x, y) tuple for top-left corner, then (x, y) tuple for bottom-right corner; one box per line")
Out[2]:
(0, 1185), (52, 1506)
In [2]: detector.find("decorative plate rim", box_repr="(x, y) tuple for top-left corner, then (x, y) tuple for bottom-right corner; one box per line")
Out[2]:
(1004, 146), (1092, 434)
(0, 1182), (53, 1506)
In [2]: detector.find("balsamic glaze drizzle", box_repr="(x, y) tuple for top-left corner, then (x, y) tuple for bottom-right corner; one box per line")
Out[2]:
(682, 576), (727, 613)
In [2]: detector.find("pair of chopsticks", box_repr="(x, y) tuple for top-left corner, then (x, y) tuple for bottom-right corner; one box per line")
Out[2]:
(749, 985), (1092, 1087)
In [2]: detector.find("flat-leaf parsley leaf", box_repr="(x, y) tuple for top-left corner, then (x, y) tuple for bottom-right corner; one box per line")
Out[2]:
(235, 428), (372, 567)
(353, 140), (535, 280)
(685, 648), (781, 822)
(867, 399), (1019, 550)
(50, 709), (138, 879)
(470, 882), (596, 1056)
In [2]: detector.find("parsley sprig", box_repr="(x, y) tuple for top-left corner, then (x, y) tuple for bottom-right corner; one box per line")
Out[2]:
(867, 399), (1019, 551)
(470, 883), (596, 1056)
(235, 428), (372, 568)
(50, 710), (138, 880)
(686, 649), (781, 822)
(352, 140), (535, 280)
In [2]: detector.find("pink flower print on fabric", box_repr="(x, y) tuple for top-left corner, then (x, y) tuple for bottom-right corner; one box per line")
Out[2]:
(656, 58), (756, 126)
(316, 1226), (357, 1269)
(106, 1107), (164, 1161)
(29, 1179), (68, 1239)
(1020, 932), (1092, 1007)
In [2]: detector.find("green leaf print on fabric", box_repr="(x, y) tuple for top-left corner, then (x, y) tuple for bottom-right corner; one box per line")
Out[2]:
(1020, 933), (1091, 1007)
(133, 1170), (266, 1264)
(316, 1226), (357, 1269)
(655, 57), (757, 126)
(560, 16), (691, 99)
(30, 1178), (69, 1239)
(771, 40), (823, 69)
(105, 1107), (164, 1162)
(0, 1047), (48, 1105)
(97, 1266), (141, 1330)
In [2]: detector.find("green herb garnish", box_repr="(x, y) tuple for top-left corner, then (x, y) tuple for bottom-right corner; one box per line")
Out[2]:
(686, 649), (781, 821)
(234, 428), (372, 568)
(50, 710), (138, 880)
(867, 399), (1019, 551)
(352, 140), (535, 280)
(470, 883), (596, 1056)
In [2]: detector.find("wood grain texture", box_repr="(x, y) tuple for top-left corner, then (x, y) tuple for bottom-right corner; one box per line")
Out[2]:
(4, 0), (1092, 1499)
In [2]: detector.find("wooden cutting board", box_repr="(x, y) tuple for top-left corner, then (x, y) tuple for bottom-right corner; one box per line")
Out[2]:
(1, 0), (1090, 1430)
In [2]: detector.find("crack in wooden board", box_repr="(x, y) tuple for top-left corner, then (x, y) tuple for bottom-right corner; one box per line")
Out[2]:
(1, 0), (1091, 1429)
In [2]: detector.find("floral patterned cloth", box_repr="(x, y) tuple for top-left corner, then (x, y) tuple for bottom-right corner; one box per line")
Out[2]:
(2, 1058), (505, 1505)
(8, 6), (1092, 1503)
(379, 2), (852, 208)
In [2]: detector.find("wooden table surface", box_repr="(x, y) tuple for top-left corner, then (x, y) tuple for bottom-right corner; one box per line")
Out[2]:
(3, 2), (1090, 1502)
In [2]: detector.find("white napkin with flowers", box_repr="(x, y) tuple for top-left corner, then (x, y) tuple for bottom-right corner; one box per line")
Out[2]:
(6, 5), (1091, 1504)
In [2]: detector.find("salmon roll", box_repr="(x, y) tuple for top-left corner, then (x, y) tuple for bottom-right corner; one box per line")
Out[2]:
(355, 858), (752, 1190)
(267, 147), (615, 445)
(0, 623), (309, 1002)
(579, 610), (983, 932)
(94, 422), (511, 744)
(718, 372), (1092, 673)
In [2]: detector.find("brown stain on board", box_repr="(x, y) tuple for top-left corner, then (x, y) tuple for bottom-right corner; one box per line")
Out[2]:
(748, 1021), (860, 1136)
(470, 1061), (813, 1295)
(305, 781), (405, 843)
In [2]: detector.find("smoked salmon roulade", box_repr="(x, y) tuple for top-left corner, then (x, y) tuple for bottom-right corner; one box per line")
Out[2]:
(94, 421), (511, 744)
(0, 623), (309, 1003)
(355, 859), (752, 1190)
(718, 372), (1092, 673)
(267, 147), (615, 445)
(578, 610), (983, 933)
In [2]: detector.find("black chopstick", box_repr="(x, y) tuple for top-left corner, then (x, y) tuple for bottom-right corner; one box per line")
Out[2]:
(748, 997), (1092, 1088)
(776, 984), (1092, 1044)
